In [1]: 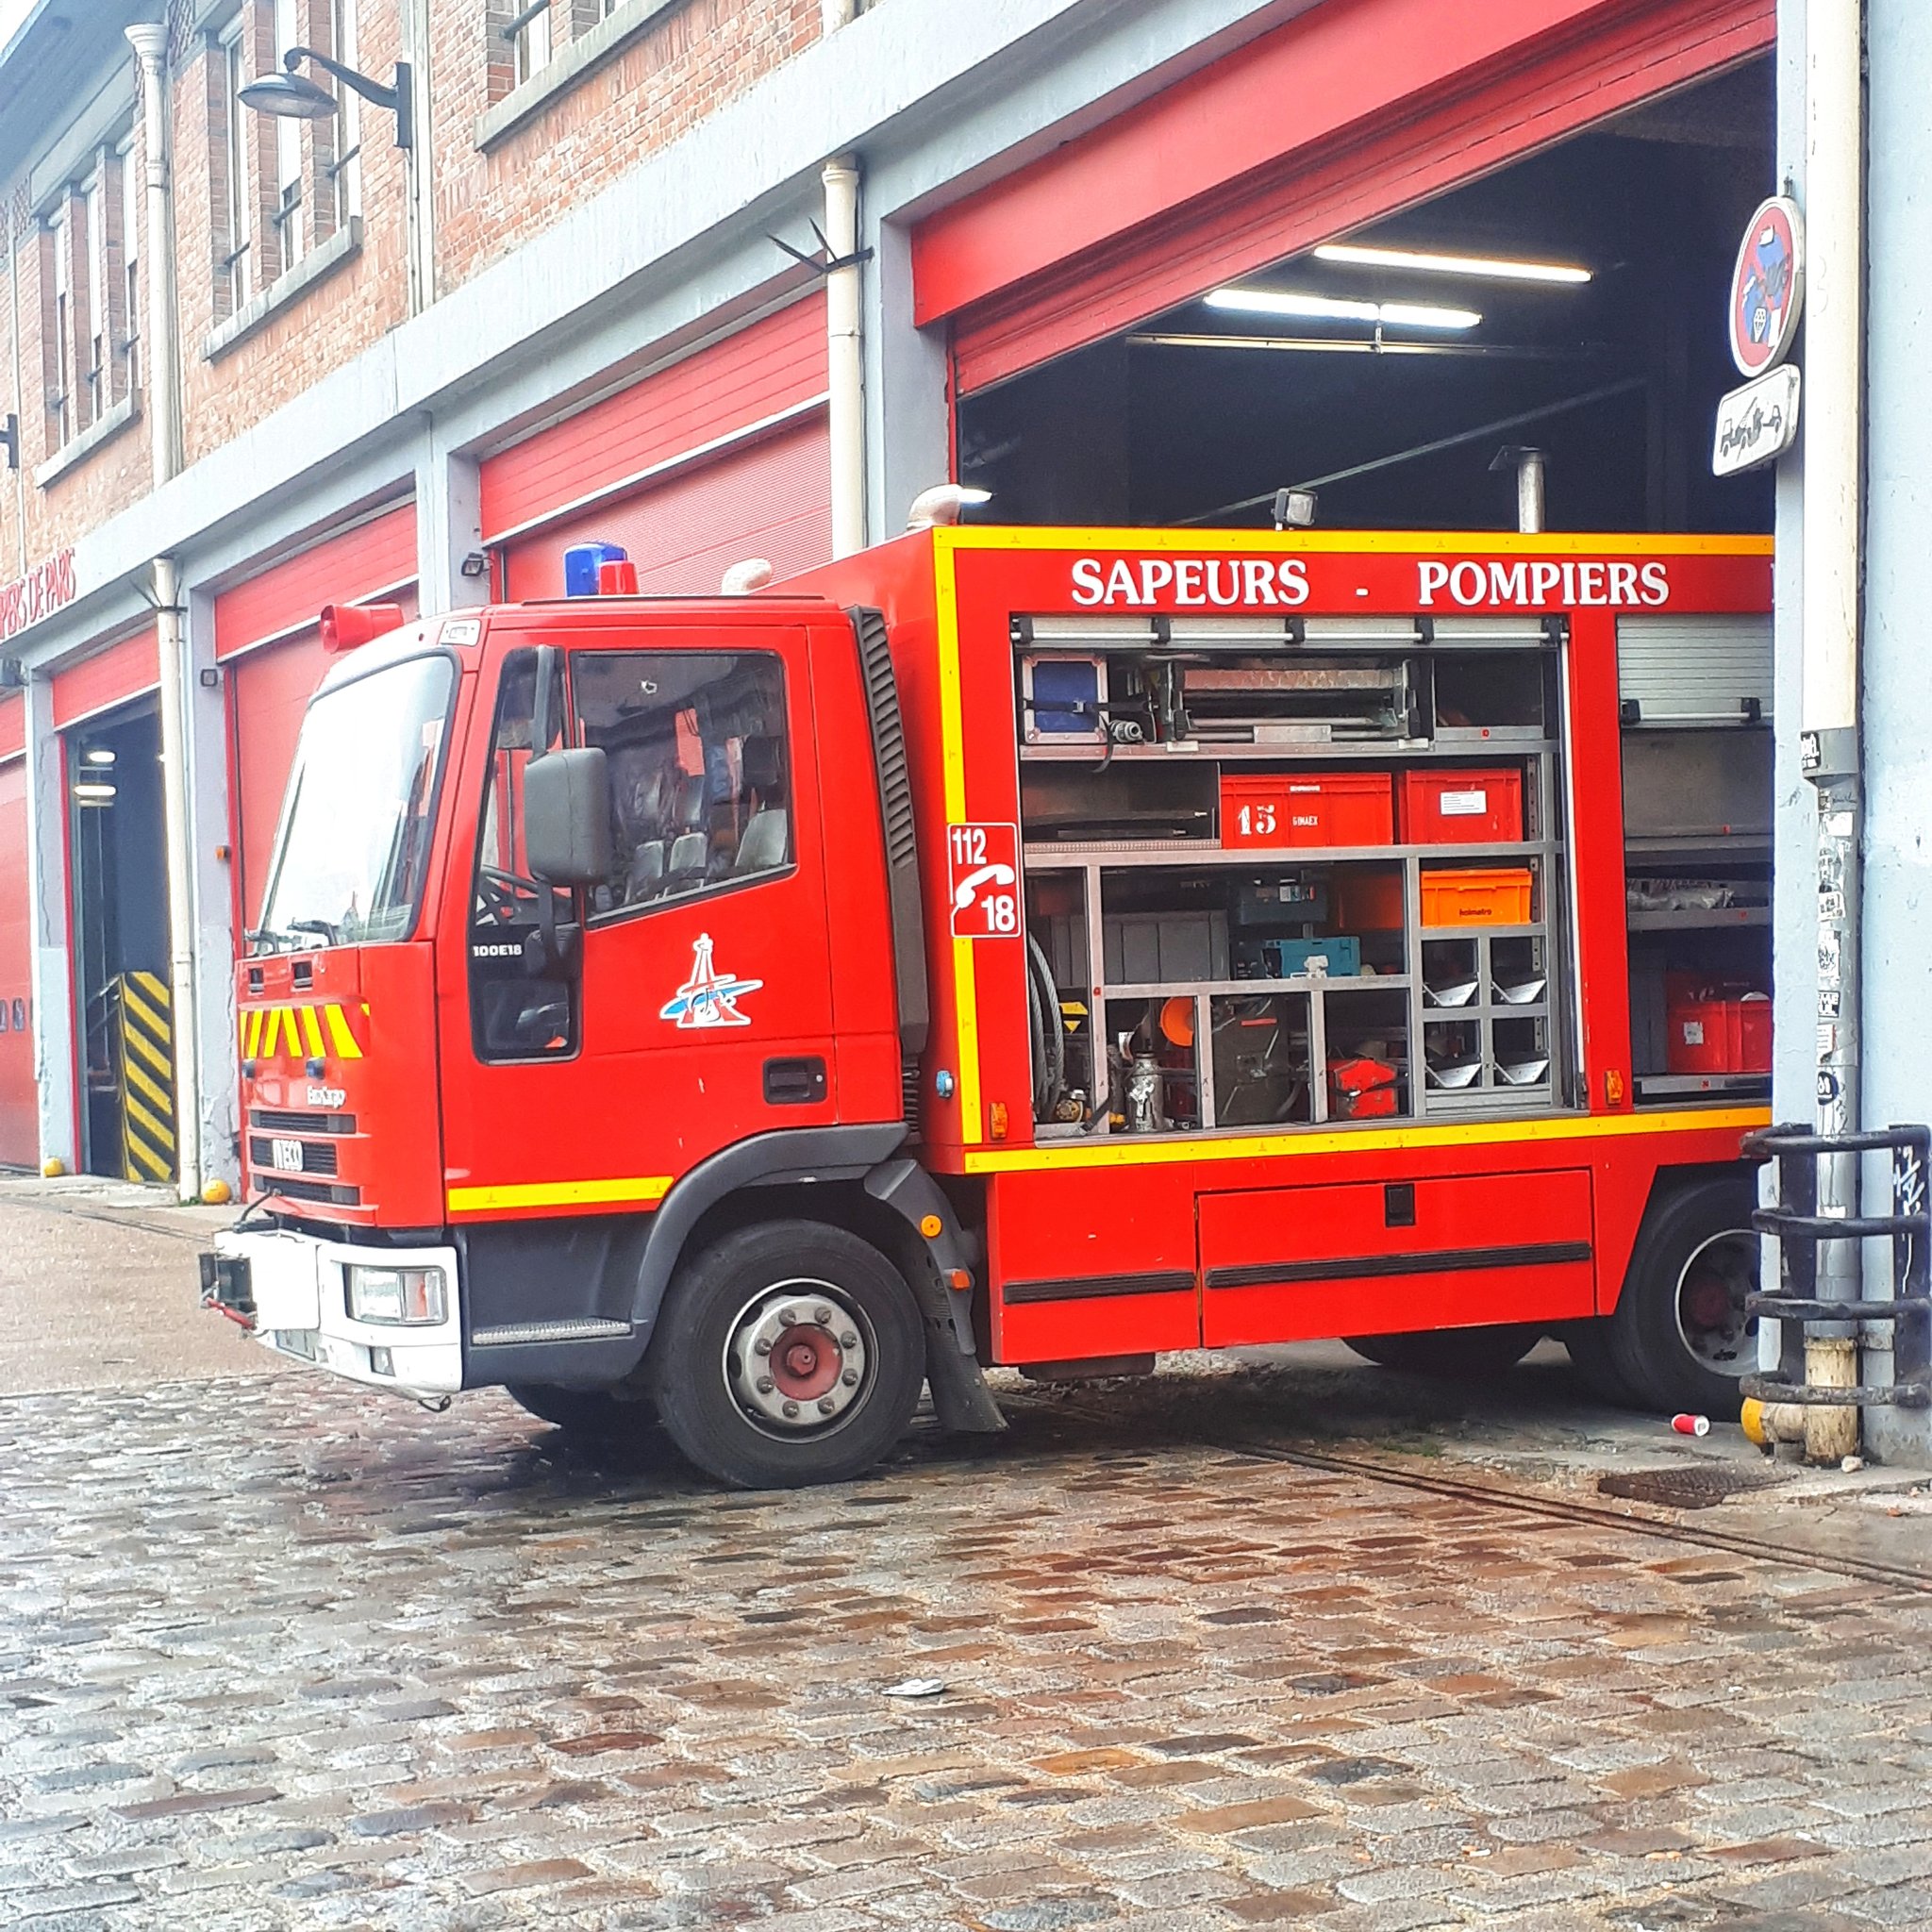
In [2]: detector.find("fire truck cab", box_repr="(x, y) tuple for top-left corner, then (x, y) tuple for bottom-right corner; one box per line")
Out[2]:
(204, 525), (1774, 1488)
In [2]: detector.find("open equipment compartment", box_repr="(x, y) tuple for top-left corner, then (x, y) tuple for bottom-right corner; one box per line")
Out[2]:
(1617, 613), (1774, 1105)
(1016, 608), (1574, 1138)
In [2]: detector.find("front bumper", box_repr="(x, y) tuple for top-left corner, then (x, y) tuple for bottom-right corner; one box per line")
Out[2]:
(203, 1225), (463, 1397)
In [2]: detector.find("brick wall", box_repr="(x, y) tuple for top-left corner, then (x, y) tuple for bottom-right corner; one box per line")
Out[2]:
(0, 0), (829, 583)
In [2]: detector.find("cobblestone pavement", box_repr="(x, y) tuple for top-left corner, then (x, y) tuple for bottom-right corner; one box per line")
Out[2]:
(3, 1369), (1929, 1932)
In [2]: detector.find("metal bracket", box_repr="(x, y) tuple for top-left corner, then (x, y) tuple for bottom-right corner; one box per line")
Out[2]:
(769, 223), (874, 277)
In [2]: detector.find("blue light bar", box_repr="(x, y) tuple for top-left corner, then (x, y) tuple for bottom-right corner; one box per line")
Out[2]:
(563, 541), (628, 597)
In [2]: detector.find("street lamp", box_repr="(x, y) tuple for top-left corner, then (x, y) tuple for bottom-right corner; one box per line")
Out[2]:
(239, 48), (413, 149)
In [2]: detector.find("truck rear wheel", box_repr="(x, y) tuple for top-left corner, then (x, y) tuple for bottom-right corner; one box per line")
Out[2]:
(1343, 1324), (1541, 1377)
(1594, 1174), (1759, 1419)
(648, 1220), (924, 1489)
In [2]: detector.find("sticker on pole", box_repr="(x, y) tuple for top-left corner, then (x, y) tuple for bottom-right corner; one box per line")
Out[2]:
(1727, 195), (1804, 379)
(947, 823), (1021, 939)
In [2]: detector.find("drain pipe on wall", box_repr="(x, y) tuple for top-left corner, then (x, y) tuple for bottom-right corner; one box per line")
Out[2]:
(127, 25), (201, 1200)
(1796, 0), (1864, 1462)
(824, 152), (866, 558)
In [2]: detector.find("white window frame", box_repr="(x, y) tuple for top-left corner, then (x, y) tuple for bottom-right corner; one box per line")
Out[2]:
(328, 0), (361, 226)
(83, 165), (106, 425)
(508, 0), (552, 86)
(273, 0), (306, 273)
(117, 131), (140, 395)
(49, 207), (72, 447)
(221, 20), (254, 308)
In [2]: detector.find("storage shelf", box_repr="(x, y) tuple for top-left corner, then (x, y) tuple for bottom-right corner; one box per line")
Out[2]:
(1025, 839), (1558, 867)
(1018, 736), (1553, 765)
(1635, 1072), (1772, 1098)
(1625, 834), (1772, 860)
(1107, 975), (1412, 999)
(1626, 906), (1770, 931)
(1416, 922), (1545, 940)
(1424, 1001), (1549, 1023)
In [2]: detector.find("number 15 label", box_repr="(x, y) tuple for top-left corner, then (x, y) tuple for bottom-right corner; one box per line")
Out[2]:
(948, 823), (1021, 938)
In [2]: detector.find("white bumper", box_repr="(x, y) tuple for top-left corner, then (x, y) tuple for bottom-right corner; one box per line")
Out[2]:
(213, 1225), (463, 1397)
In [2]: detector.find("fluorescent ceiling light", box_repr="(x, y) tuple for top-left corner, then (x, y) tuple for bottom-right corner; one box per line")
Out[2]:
(1204, 287), (1480, 330)
(1314, 242), (1591, 285)
(82, 748), (116, 765)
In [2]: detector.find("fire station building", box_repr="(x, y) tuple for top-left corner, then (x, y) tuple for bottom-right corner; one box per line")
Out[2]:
(0, 0), (1908, 1239)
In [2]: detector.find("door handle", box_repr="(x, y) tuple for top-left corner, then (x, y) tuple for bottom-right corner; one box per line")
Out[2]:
(763, 1056), (828, 1106)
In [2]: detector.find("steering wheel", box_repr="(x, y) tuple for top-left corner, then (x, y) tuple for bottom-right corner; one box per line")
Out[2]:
(477, 866), (541, 924)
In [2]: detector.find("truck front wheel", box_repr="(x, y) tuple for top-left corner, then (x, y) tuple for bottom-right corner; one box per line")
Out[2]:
(648, 1220), (924, 1489)
(1591, 1174), (1759, 1419)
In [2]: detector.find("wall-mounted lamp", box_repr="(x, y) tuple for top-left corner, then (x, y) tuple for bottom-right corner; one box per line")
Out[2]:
(240, 48), (413, 149)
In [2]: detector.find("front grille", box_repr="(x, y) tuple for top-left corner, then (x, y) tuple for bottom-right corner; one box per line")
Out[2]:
(249, 1136), (339, 1177)
(265, 1176), (360, 1207)
(250, 1108), (356, 1135)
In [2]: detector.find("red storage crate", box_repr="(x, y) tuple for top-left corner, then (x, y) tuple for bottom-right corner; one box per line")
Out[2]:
(1221, 771), (1392, 849)
(1665, 982), (1772, 1074)
(1398, 767), (1524, 843)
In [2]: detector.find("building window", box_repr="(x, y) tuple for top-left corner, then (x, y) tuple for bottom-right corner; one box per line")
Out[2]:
(273, 0), (306, 271)
(218, 20), (254, 313)
(45, 208), (72, 449)
(507, 0), (552, 86)
(325, 0), (361, 231)
(118, 135), (140, 397)
(83, 168), (107, 425)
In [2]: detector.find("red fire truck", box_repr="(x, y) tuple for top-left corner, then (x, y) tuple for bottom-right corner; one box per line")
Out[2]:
(203, 525), (1774, 1488)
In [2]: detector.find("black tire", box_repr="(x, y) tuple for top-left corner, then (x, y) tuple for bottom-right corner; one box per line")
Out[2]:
(647, 1219), (924, 1489)
(505, 1383), (639, 1436)
(1601, 1174), (1759, 1419)
(1559, 1318), (1643, 1407)
(1342, 1324), (1541, 1377)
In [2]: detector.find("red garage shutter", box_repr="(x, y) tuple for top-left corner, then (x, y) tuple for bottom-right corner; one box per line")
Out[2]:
(0, 756), (35, 1168)
(51, 628), (158, 730)
(480, 296), (828, 543)
(918, 0), (1774, 394)
(502, 414), (831, 601)
(216, 507), (420, 934)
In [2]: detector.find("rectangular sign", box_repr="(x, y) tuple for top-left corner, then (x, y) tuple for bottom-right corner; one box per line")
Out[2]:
(947, 823), (1020, 938)
(1713, 364), (1801, 477)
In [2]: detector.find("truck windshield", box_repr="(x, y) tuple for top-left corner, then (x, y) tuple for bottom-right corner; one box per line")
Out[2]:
(255, 653), (455, 951)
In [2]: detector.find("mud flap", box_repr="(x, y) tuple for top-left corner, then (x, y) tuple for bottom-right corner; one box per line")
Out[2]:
(864, 1158), (1007, 1436)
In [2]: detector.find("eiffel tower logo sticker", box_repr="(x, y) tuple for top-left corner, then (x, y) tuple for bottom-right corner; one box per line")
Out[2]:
(659, 932), (764, 1029)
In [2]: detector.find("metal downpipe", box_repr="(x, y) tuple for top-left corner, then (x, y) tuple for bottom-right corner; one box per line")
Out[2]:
(824, 154), (865, 558)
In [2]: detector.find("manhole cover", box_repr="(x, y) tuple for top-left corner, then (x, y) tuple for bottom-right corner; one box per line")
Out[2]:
(1596, 1463), (1791, 1510)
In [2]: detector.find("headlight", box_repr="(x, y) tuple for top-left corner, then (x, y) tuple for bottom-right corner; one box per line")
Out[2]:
(345, 1264), (447, 1326)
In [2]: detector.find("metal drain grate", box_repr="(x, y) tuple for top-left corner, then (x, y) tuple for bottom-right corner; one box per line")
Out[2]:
(1595, 1463), (1792, 1510)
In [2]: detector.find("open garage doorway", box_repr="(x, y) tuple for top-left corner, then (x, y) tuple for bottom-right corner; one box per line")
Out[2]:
(957, 58), (1774, 537)
(67, 701), (174, 1182)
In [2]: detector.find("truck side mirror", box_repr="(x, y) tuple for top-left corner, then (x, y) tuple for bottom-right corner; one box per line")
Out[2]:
(525, 747), (612, 885)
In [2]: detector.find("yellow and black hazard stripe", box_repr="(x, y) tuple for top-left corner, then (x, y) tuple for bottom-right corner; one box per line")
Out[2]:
(116, 971), (175, 1184)
(238, 1002), (364, 1062)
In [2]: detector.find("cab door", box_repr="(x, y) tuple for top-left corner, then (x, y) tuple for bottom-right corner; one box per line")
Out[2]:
(439, 624), (838, 1220)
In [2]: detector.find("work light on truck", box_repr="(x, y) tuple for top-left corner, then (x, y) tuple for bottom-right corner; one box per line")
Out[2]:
(345, 1264), (446, 1326)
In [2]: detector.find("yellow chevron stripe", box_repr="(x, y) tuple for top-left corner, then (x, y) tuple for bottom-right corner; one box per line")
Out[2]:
(323, 1003), (363, 1059)
(123, 1057), (172, 1112)
(123, 1024), (173, 1080)
(242, 1008), (262, 1058)
(121, 981), (170, 1040)
(125, 1092), (175, 1150)
(299, 1006), (325, 1057)
(125, 1132), (172, 1180)
(129, 970), (169, 1003)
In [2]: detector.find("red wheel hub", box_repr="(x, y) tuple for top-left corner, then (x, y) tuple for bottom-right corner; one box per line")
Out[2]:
(771, 1325), (841, 1401)
(1682, 1269), (1733, 1333)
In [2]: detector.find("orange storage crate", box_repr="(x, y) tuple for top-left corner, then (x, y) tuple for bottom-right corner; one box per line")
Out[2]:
(1420, 865), (1533, 927)
(1399, 767), (1524, 843)
(1222, 771), (1392, 849)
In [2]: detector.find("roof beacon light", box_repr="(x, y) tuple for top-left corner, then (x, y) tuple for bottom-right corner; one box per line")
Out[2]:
(1314, 242), (1592, 285)
(1204, 288), (1480, 330)
(597, 558), (640, 594)
(319, 602), (406, 654)
(721, 558), (775, 595)
(906, 483), (992, 530)
(564, 541), (628, 597)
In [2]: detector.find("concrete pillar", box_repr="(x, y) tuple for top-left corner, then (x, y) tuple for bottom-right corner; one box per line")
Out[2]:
(183, 582), (240, 1191)
(866, 215), (951, 540)
(1851, 0), (1932, 1465)
(23, 675), (75, 1174)
(415, 431), (484, 616)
